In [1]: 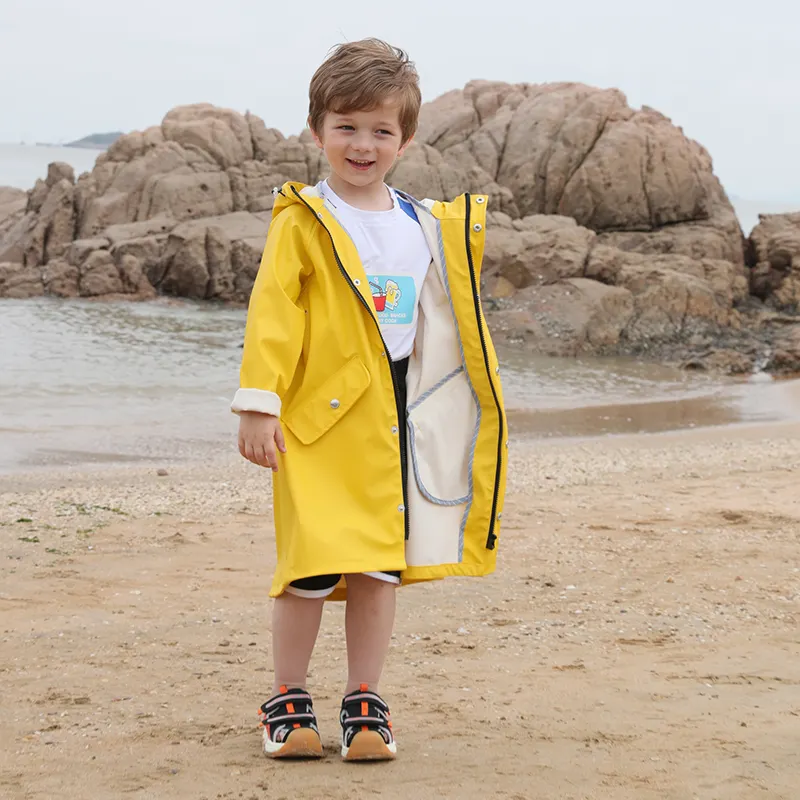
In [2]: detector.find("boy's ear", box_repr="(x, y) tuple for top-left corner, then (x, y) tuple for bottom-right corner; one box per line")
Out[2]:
(308, 117), (324, 150)
(397, 135), (414, 158)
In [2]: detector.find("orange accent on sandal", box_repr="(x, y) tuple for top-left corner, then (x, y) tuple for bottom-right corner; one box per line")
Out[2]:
(287, 702), (295, 714)
(361, 701), (368, 716)
(279, 685), (288, 693)
(293, 723), (301, 729)
(360, 683), (369, 692)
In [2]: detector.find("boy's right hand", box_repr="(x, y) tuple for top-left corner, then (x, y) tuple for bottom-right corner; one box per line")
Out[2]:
(238, 411), (287, 471)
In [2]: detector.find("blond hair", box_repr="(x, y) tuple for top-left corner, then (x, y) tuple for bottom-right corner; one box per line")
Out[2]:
(308, 38), (421, 144)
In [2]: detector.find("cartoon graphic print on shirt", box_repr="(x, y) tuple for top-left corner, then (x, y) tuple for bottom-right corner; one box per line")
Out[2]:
(367, 275), (416, 324)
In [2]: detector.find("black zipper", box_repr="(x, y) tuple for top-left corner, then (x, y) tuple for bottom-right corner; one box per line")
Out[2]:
(290, 186), (409, 541)
(464, 193), (503, 550)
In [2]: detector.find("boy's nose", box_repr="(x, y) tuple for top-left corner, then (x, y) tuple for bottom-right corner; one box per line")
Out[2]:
(351, 133), (373, 152)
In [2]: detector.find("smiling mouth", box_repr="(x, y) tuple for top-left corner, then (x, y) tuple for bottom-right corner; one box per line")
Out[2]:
(347, 158), (375, 169)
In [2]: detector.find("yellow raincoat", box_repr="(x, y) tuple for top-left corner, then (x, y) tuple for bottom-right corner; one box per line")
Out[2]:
(232, 182), (507, 600)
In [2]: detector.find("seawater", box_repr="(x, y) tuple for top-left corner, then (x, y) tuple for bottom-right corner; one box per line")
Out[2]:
(0, 143), (102, 190)
(0, 298), (796, 473)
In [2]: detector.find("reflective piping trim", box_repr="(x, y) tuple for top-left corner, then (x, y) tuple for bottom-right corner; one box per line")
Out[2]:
(262, 692), (312, 711)
(343, 693), (387, 706)
(407, 365), (464, 412)
(406, 428), (470, 506)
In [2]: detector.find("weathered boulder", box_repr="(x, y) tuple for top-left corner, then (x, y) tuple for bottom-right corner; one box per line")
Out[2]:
(136, 169), (233, 222)
(156, 211), (269, 301)
(104, 218), (175, 244)
(418, 81), (741, 256)
(42, 258), (79, 297)
(79, 249), (124, 296)
(67, 237), (111, 266)
(110, 235), (168, 286)
(765, 324), (800, 373)
(0, 187), (27, 232)
(747, 212), (800, 310)
(488, 277), (635, 355)
(228, 161), (281, 213)
(389, 142), (518, 216)
(483, 213), (595, 289)
(162, 104), (255, 169)
(0, 261), (44, 299)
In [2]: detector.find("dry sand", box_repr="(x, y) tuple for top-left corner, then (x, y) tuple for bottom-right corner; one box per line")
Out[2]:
(1, 421), (799, 799)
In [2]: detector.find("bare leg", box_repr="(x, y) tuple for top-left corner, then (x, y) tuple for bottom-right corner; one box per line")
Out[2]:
(271, 592), (325, 695)
(344, 574), (397, 694)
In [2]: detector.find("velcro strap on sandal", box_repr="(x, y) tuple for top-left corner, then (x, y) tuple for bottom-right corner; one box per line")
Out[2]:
(259, 688), (316, 727)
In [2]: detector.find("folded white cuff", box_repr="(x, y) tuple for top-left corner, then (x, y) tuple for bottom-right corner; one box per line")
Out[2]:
(230, 388), (281, 417)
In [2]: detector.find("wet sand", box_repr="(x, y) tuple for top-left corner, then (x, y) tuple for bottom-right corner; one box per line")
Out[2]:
(1, 422), (799, 799)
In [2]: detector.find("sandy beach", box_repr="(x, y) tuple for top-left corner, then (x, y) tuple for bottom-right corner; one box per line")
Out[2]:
(1, 420), (799, 800)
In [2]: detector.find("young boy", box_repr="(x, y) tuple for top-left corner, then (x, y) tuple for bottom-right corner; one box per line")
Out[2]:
(231, 38), (507, 761)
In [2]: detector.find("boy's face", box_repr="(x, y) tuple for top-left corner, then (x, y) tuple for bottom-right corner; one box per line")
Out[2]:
(311, 97), (412, 192)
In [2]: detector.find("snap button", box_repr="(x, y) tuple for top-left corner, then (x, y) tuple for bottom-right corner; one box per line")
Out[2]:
(318, 212), (323, 219)
(473, 223), (482, 232)
(330, 399), (340, 409)
(391, 426), (398, 434)
(505, 439), (509, 447)
(398, 504), (406, 513)
(497, 512), (503, 520)
(475, 196), (485, 204)
(354, 278), (361, 286)
(495, 366), (500, 374)
(380, 351), (386, 358)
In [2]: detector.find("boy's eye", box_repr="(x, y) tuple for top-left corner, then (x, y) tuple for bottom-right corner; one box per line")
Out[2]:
(376, 129), (394, 136)
(337, 125), (354, 131)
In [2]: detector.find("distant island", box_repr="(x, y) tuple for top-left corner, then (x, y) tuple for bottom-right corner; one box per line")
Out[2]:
(64, 132), (123, 150)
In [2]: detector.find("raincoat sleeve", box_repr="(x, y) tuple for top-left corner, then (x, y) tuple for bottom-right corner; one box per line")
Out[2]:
(230, 214), (313, 418)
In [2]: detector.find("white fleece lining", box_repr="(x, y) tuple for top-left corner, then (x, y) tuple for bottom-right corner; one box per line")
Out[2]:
(230, 388), (282, 417)
(402, 207), (478, 568)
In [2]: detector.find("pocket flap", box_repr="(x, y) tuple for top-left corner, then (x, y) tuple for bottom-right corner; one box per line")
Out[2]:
(283, 356), (371, 445)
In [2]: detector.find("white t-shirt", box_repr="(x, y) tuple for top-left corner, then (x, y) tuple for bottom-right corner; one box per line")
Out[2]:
(319, 180), (432, 361)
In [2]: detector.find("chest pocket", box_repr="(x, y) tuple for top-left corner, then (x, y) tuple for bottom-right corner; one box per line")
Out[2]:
(283, 356), (372, 445)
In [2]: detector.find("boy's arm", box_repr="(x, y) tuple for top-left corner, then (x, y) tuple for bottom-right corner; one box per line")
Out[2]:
(231, 214), (313, 418)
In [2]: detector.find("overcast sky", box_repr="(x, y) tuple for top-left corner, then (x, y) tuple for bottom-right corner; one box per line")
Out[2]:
(1, 0), (797, 202)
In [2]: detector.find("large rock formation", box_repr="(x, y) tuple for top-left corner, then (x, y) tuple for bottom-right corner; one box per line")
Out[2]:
(481, 212), (748, 358)
(1, 85), (798, 373)
(417, 81), (744, 263)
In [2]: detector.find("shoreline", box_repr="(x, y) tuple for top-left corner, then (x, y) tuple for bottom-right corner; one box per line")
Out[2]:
(4, 412), (800, 488)
(2, 377), (799, 480)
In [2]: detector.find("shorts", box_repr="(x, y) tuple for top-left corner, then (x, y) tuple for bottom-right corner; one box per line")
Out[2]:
(285, 356), (410, 600)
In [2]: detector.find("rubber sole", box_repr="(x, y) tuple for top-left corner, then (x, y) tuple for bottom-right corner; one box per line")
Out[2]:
(263, 727), (323, 759)
(342, 730), (397, 762)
